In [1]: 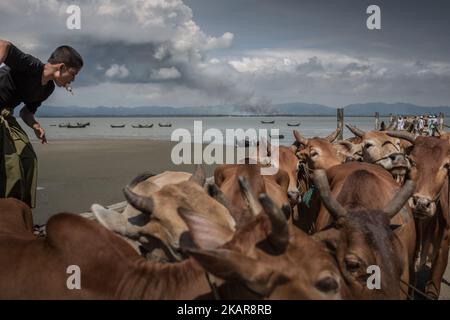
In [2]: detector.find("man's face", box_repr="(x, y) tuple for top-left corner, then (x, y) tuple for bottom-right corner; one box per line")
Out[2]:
(55, 65), (80, 87)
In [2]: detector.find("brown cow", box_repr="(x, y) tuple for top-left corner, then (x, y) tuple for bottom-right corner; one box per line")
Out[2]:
(270, 145), (302, 206)
(181, 193), (351, 299)
(387, 132), (450, 299)
(312, 166), (416, 299)
(294, 131), (343, 171)
(292, 131), (346, 233)
(243, 138), (302, 206)
(346, 125), (410, 183)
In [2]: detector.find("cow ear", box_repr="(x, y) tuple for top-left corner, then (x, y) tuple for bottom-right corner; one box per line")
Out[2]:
(178, 208), (234, 250)
(336, 141), (354, 153)
(91, 204), (129, 235)
(214, 165), (226, 187)
(186, 247), (288, 296)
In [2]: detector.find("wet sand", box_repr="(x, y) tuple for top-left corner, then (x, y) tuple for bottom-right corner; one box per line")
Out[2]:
(32, 139), (216, 225)
(31, 138), (450, 299)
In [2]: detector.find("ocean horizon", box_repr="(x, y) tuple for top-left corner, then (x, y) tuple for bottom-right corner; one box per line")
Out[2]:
(21, 116), (401, 144)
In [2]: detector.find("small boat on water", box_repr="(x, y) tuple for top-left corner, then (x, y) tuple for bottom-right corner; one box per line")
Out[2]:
(261, 120), (275, 124)
(110, 124), (126, 128)
(77, 122), (90, 126)
(132, 124), (154, 128)
(49, 124), (57, 127)
(158, 123), (172, 127)
(59, 122), (89, 128)
(67, 123), (89, 128)
(287, 122), (301, 127)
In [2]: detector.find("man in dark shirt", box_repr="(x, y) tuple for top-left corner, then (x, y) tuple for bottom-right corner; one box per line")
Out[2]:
(0, 40), (83, 207)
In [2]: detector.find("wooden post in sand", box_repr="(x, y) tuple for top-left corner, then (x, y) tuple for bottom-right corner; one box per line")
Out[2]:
(375, 112), (380, 130)
(439, 113), (444, 131)
(337, 108), (344, 140)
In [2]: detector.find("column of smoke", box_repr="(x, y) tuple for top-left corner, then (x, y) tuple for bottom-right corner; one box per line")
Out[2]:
(234, 96), (275, 115)
(232, 96), (276, 149)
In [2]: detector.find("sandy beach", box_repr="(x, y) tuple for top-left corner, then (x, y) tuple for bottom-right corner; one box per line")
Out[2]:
(32, 139), (217, 225)
(30, 138), (450, 299)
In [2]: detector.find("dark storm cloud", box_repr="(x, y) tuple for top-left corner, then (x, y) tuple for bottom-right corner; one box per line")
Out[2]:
(186, 0), (450, 62)
(1, 0), (449, 107)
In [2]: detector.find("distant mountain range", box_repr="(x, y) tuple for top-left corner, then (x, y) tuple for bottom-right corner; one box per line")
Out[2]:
(28, 102), (450, 117)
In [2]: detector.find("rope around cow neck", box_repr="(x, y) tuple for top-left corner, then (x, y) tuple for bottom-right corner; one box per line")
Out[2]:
(399, 279), (434, 300)
(205, 272), (221, 300)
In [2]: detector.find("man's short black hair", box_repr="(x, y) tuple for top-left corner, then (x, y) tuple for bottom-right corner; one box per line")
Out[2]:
(48, 45), (83, 69)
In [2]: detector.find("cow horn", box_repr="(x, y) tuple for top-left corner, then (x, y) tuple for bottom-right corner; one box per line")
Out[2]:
(385, 131), (416, 144)
(207, 184), (234, 214)
(128, 172), (155, 188)
(189, 164), (206, 186)
(258, 194), (289, 254)
(238, 176), (260, 216)
(293, 130), (308, 146)
(384, 180), (416, 219)
(325, 127), (342, 142)
(312, 170), (347, 220)
(123, 186), (154, 215)
(346, 124), (366, 138)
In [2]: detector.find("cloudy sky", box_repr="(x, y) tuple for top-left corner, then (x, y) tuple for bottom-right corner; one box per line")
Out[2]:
(1, 0), (449, 108)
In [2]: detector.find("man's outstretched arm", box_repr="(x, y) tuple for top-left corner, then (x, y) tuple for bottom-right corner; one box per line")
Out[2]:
(20, 106), (47, 144)
(0, 40), (11, 64)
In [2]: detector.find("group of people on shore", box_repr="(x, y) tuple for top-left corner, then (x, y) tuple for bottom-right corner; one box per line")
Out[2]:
(395, 114), (443, 136)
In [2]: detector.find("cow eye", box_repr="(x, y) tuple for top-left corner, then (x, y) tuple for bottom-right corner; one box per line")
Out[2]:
(315, 276), (339, 293)
(310, 150), (319, 158)
(345, 255), (362, 273)
(364, 143), (373, 149)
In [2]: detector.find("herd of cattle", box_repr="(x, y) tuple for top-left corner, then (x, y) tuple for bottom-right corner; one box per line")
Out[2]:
(0, 124), (449, 300)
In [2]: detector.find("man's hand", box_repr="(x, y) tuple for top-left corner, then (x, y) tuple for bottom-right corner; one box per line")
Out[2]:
(33, 124), (47, 144)
(20, 106), (48, 144)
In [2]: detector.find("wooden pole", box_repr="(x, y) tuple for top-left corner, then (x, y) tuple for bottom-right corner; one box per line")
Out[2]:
(375, 112), (380, 130)
(439, 112), (444, 131)
(337, 108), (344, 140)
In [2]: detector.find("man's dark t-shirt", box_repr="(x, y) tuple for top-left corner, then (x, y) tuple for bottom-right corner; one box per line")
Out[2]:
(0, 44), (55, 114)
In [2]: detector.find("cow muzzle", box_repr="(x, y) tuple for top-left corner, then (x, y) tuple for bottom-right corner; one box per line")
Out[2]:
(409, 195), (436, 219)
(375, 153), (409, 182)
(387, 153), (409, 174)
